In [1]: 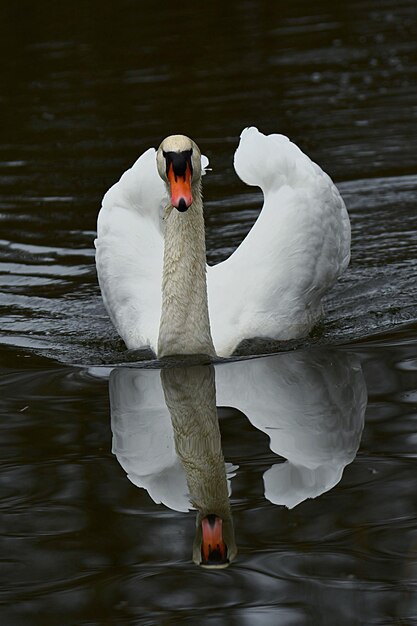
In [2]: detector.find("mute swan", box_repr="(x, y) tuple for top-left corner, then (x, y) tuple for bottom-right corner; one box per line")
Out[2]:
(95, 128), (350, 357)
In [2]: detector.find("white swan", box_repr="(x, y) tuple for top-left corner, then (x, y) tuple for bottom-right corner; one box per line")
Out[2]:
(95, 127), (350, 357)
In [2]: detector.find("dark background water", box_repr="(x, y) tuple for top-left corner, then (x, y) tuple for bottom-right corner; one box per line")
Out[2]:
(0, 1), (416, 624)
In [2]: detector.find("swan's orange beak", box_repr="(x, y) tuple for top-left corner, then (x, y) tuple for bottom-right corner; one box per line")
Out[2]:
(167, 161), (193, 212)
(201, 515), (228, 567)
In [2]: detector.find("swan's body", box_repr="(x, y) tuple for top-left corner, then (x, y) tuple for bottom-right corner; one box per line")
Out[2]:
(95, 128), (350, 357)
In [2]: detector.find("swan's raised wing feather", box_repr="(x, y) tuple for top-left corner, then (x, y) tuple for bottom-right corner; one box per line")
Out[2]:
(95, 147), (166, 351)
(208, 128), (350, 356)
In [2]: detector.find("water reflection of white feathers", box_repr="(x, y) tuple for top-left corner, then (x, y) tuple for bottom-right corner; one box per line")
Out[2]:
(109, 348), (367, 566)
(216, 349), (367, 509)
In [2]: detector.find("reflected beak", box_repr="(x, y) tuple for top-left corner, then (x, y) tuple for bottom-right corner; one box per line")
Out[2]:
(200, 514), (229, 568)
(167, 161), (193, 212)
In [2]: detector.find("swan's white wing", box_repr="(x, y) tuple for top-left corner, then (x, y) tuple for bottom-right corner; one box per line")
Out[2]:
(208, 127), (351, 356)
(95, 147), (166, 351)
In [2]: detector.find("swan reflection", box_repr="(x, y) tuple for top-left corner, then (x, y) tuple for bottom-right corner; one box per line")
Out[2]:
(109, 348), (367, 566)
(110, 364), (237, 568)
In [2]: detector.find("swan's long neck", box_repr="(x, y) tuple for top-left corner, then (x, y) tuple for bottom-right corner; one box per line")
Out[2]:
(157, 182), (216, 357)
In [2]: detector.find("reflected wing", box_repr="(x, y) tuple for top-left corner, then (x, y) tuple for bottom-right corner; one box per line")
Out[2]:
(208, 127), (351, 356)
(215, 348), (367, 508)
(110, 368), (191, 512)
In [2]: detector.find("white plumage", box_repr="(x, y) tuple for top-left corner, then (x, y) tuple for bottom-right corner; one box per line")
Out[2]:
(95, 127), (350, 357)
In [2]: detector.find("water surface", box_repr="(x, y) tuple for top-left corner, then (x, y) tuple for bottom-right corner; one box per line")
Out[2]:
(0, 1), (416, 624)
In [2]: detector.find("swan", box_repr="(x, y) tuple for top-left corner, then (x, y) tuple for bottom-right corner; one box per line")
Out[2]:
(95, 127), (350, 357)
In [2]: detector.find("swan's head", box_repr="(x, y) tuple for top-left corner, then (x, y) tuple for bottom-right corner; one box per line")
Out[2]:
(193, 513), (237, 569)
(156, 135), (202, 212)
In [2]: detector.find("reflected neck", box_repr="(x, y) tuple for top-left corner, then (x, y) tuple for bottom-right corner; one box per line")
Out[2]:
(161, 366), (230, 517)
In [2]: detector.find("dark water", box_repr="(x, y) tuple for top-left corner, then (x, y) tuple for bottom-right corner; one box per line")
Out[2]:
(0, 1), (416, 624)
